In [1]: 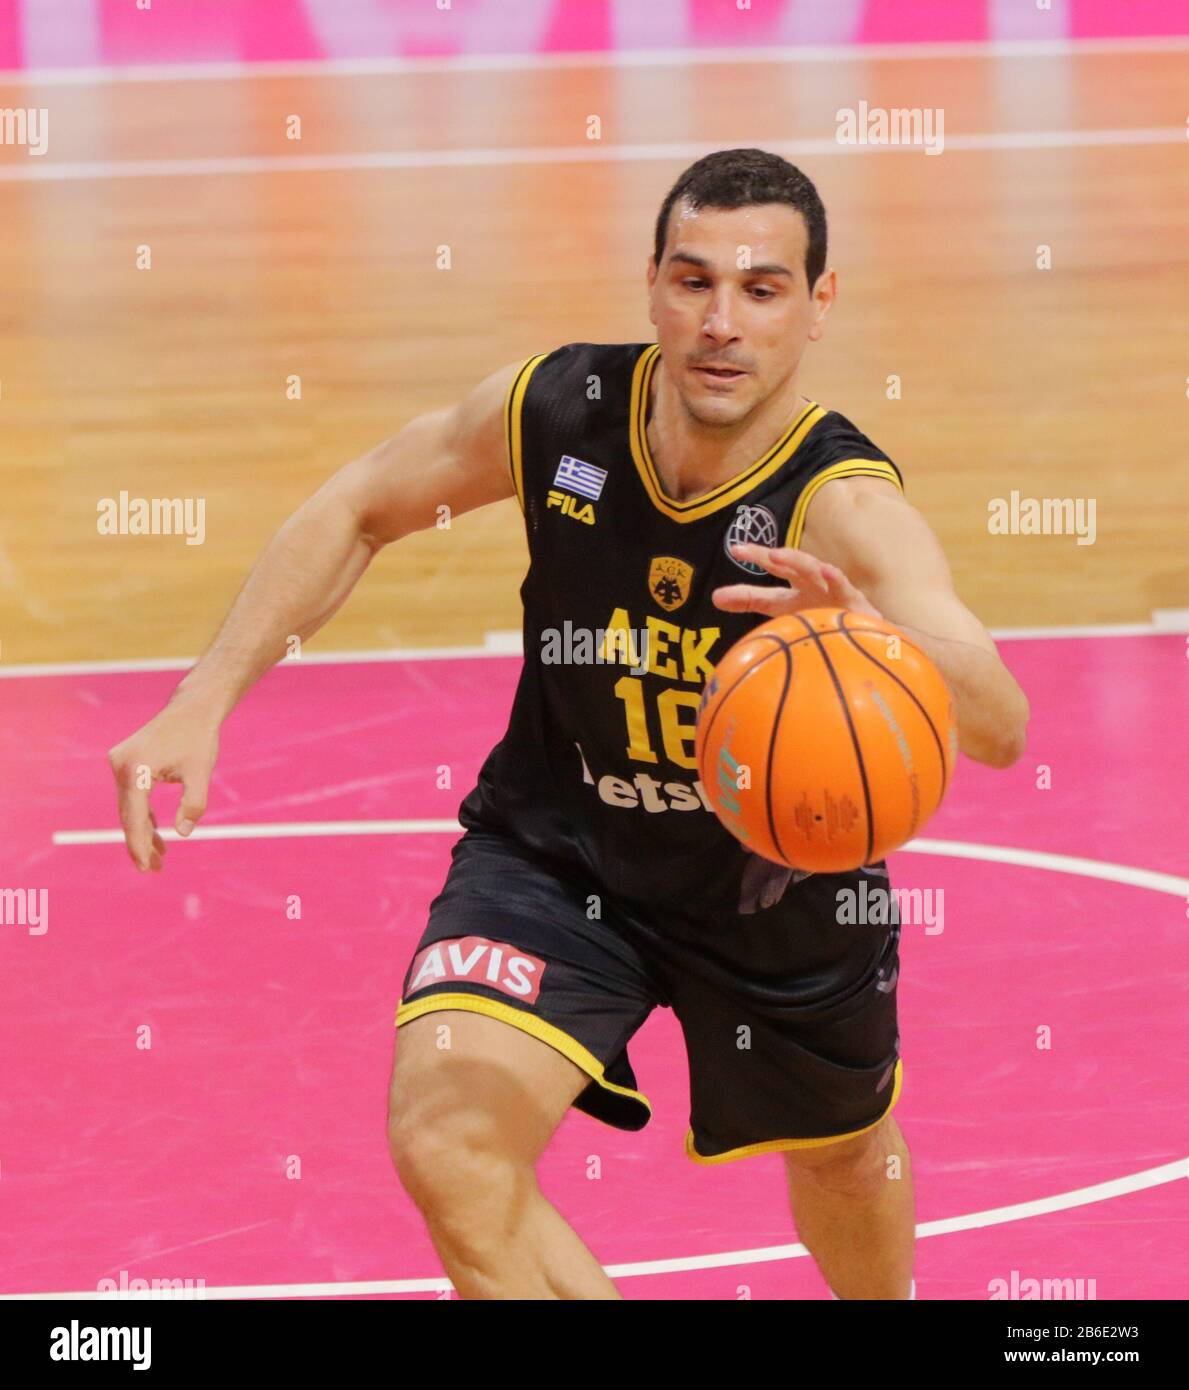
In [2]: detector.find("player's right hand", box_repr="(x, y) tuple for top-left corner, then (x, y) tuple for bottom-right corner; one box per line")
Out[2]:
(107, 702), (220, 873)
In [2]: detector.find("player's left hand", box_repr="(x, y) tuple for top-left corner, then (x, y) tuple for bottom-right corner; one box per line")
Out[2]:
(712, 542), (882, 619)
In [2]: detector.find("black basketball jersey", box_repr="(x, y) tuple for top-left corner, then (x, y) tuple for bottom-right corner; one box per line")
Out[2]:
(458, 341), (904, 920)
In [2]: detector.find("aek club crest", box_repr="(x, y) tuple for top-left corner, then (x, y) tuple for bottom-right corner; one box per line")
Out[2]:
(647, 556), (694, 612)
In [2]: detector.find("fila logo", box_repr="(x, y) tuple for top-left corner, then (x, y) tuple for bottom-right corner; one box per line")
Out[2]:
(406, 935), (546, 1004)
(547, 489), (596, 525)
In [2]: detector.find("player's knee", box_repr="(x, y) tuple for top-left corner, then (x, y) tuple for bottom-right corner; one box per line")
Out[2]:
(388, 1106), (529, 1263)
(784, 1120), (893, 1196)
(387, 1097), (450, 1201)
(388, 1099), (517, 1216)
(388, 1104), (471, 1204)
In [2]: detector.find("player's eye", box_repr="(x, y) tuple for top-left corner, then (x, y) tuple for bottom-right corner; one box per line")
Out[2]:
(748, 285), (776, 299)
(681, 277), (709, 290)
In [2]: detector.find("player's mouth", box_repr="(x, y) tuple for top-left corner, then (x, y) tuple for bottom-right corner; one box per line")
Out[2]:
(693, 364), (748, 384)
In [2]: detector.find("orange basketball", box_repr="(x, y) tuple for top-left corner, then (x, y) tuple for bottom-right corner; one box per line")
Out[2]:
(695, 608), (957, 872)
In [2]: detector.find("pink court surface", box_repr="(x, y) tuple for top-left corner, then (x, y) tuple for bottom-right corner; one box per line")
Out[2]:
(0, 0), (1183, 69)
(0, 629), (1185, 1300)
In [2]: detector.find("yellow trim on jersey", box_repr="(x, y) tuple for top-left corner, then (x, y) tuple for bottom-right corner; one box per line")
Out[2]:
(628, 342), (826, 523)
(505, 353), (548, 513)
(394, 990), (653, 1120)
(684, 1058), (903, 1165)
(784, 458), (904, 549)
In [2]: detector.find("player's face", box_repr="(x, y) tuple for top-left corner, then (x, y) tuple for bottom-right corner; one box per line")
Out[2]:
(647, 200), (834, 427)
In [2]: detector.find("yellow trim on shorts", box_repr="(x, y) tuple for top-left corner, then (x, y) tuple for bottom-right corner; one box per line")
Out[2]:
(684, 1057), (903, 1165)
(395, 991), (652, 1116)
(504, 353), (548, 513)
(628, 343), (826, 523)
(784, 458), (904, 549)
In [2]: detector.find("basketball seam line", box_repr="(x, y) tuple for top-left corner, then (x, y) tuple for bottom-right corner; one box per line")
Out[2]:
(791, 613), (876, 865)
(837, 615), (951, 806)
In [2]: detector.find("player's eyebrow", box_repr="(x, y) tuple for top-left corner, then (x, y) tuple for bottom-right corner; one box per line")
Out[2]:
(669, 250), (793, 277)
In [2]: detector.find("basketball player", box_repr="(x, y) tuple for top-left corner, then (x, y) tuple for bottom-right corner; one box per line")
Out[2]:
(108, 150), (1029, 1301)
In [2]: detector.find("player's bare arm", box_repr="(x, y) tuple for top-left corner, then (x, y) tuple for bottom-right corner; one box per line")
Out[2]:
(106, 360), (522, 873)
(712, 474), (1030, 770)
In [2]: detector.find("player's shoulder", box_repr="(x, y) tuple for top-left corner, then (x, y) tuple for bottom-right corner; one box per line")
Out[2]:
(513, 342), (650, 430)
(800, 405), (903, 488)
(538, 340), (652, 362)
(783, 406), (906, 548)
(804, 406), (892, 464)
(524, 340), (651, 384)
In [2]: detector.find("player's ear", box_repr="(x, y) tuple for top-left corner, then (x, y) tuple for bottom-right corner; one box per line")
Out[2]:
(807, 267), (837, 343)
(646, 255), (659, 325)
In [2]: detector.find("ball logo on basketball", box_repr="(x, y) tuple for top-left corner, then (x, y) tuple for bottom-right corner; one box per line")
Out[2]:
(724, 504), (778, 572)
(695, 608), (957, 873)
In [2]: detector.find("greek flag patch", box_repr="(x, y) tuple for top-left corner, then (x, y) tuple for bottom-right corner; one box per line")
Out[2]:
(553, 455), (607, 502)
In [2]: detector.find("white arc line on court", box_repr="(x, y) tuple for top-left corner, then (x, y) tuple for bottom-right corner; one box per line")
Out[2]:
(904, 839), (1189, 898)
(0, 127), (1181, 184)
(4, 1157), (1184, 1299)
(49, 825), (1189, 899)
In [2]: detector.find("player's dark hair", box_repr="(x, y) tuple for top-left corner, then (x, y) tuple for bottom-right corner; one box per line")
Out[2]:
(653, 148), (828, 289)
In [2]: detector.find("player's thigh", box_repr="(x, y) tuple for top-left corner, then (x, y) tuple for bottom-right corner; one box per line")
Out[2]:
(387, 1008), (590, 1170)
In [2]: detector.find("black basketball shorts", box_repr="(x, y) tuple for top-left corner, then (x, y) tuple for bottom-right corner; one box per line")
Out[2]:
(394, 823), (903, 1163)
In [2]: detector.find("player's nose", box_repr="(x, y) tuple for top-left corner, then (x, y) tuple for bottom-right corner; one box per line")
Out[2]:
(700, 291), (738, 341)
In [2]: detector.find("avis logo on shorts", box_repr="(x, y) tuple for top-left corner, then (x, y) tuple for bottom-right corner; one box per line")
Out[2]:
(406, 936), (546, 1004)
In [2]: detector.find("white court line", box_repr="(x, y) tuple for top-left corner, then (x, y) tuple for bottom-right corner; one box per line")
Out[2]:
(0, 639), (516, 680)
(0, 126), (1182, 184)
(48, 824), (1189, 898)
(53, 819), (463, 846)
(0, 620), (1181, 680)
(985, 622), (1169, 639)
(4, 1157), (1183, 1299)
(2, 35), (1188, 85)
(907, 839), (1189, 898)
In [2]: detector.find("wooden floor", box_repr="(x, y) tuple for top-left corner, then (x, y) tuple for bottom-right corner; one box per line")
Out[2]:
(0, 47), (1185, 664)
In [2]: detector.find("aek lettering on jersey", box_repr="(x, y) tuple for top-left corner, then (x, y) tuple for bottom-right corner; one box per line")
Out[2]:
(460, 343), (903, 915)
